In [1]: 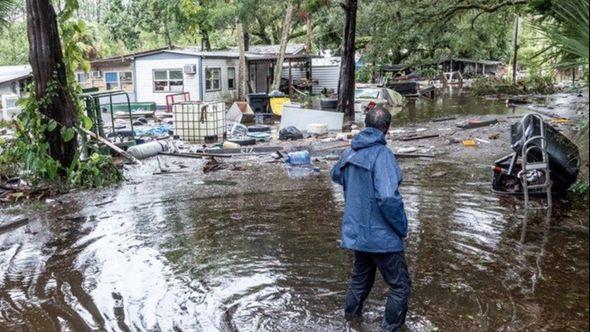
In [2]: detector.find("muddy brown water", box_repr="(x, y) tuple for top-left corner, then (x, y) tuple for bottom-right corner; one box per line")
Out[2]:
(1, 92), (588, 331)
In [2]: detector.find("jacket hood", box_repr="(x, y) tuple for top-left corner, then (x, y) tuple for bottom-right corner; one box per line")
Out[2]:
(351, 127), (387, 150)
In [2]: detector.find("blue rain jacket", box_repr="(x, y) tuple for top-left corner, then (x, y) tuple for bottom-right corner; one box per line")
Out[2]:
(331, 127), (408, 252)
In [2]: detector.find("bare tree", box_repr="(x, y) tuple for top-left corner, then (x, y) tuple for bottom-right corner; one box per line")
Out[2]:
(271, 1), (294, 91)
(236, 19), (247, 100)
(337, 0), (357, 123)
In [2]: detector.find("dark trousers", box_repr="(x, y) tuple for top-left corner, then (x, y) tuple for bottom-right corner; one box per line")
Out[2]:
(345, 251), (411, 331)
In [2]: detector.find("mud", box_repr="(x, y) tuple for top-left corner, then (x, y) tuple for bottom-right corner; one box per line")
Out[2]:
(1, 90), (588, 331)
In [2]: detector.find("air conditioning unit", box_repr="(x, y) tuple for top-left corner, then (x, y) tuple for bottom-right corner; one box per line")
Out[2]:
(1, 94), (21, 121)
(184, 64), (196, 75)
(91, 71), (102, 78)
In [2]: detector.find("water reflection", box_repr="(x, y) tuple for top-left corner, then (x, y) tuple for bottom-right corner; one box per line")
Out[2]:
(394, 88), (520, 125)
(0, 153), (588, 331)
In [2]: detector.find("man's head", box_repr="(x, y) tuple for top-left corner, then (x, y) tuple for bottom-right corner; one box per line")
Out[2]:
(364, 106), (391, 134)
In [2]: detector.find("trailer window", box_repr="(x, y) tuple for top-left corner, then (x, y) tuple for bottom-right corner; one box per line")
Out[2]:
(76, 72), (89, 84)
(105, 72), (119, 90)
(227, 67), (235, 90)
(153, 69), (184, 92)
(205, 68), (221, 91)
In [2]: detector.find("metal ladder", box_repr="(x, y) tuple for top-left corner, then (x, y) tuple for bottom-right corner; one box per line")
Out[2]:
(518, 114), (553, 209)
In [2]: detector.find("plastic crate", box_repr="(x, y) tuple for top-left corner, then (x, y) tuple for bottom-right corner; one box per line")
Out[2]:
(173, 101), (225, 143)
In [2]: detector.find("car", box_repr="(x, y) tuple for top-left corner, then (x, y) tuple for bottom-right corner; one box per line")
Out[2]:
(354, 87), (404, 114)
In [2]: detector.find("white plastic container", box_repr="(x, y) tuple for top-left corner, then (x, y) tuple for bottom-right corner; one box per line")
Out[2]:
(127, 141), (169, 159)
(307, 123), (328, 135)
(173, 101), (225, 143)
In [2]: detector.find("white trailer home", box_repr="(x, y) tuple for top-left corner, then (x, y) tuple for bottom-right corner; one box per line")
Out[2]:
(282, 56), (341, 94)
(132, 44), (313, 108)
(0, 65), (32, 121)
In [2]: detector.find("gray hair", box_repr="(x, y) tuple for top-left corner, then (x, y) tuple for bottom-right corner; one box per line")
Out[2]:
(365, 107), (391, 134)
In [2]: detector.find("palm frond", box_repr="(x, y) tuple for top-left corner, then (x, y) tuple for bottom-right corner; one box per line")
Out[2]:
(530, 0), (589, 70)
(0, 0), (16, 27)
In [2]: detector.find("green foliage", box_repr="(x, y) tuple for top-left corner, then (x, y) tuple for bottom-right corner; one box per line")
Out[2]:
(1, 89), (123, 187)
(0, 20), (27, 65)
(413, 67), (439, 81)
(0, 0), (122, 191)
(471, 76), (521, 96)
(0, 0), (15, 27)
(67, 152), (124, 188)
(529, 0), (589, 84)
(570, 179), (589, 201)
(355, 66), (372, 83)
(470, 74), (557, 96)
(104, 0), (141, 50)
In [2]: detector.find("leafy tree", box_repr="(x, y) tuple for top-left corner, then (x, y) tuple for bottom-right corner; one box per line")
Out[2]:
(103, 0), (140, 50)
(0, 20), (27, 65)
(132, 0), (180, 48)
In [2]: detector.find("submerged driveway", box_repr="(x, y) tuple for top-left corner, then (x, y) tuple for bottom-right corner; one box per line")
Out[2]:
(1, 154), (587, 331)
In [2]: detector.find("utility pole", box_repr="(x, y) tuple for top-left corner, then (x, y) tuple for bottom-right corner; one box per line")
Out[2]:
(512, 16), (520, 83)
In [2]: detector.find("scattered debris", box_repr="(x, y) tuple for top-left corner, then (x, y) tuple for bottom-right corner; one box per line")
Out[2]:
(430, 171), (447, 178)
(307, 123), (329, 136)
(202, 157), (242, 173)
(398, 133), (440, 141)
(279, 126), (304, 141)
(95, 199), (115, 207)
(0, 217), (30, 234)
(81, 127), (142, 165)
(457, 119), (498, 130)
(475, 138), (490, 144)
(396, 147), (417, 153)
(127, 141), (169, 160)
(285, 151), (311, 165)
(462, 139), (477, 147)
(431, 116), (457, 123)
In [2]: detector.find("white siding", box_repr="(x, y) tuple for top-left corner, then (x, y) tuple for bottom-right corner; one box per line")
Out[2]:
(281, 64), (340, 94)
(202, 58), (239, 102)
(134, 52), (199, 107)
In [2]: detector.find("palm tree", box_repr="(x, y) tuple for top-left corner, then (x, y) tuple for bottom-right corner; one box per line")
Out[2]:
(0, 0), (15, 27)
(532, 0), (589, 75)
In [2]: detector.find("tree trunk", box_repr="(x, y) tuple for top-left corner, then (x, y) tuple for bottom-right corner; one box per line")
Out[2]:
(512, 15), (519, 83)
(200, 27), (211, 51)
(244, 31), (250, 51)
(236, 20), (247, 100)
(26, 0), (78, 168)
(271, 1), (294, 91)
(305, 13), (313, 53)
(163, 18), (173, 48)
(337, 0), (357, 123)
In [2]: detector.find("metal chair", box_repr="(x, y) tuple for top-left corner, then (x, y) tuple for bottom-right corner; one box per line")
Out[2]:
(518, 114), (553, 209)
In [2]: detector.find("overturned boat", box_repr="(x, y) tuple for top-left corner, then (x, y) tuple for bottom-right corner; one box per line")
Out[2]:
(492, 114), (581, 196)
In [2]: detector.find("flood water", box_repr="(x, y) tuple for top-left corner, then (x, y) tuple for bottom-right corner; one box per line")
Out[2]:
(394, 87), (523, 124)
(1, 92), (588, 331)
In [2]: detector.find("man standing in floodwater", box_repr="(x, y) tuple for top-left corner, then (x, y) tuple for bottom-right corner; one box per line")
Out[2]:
(331, 107), (411, 331)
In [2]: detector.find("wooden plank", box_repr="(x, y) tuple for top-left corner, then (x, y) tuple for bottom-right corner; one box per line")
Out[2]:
(398, 134), (440, 141)
(81, 127), (142, 165)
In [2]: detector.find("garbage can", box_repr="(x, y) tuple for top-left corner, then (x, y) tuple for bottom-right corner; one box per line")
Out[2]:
(320, 98), (338, 111)
(247, 93), (269, 113)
